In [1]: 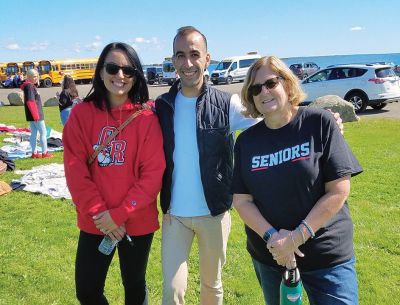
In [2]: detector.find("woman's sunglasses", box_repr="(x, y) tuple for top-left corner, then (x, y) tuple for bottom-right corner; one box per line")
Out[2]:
(249, 76), (282, 96)
(104, 63), (137, 78)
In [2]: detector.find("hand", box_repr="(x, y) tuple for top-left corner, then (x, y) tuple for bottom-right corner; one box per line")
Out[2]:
(268, 229), (304, 260)
(285, 253), (298, 270)
(56, 92), (60, 98)
(107, 226), (126, 241)
(327, 109), (344, 135)
(93, 211), (118, 234)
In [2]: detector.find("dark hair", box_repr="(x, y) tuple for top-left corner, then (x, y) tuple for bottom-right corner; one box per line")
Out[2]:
(62, 75), (78, 99)
(84, 42), (148, 112)
(173, 26), (208, 54)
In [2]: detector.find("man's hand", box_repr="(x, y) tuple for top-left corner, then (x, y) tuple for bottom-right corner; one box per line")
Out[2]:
(327, 109), (344, 135)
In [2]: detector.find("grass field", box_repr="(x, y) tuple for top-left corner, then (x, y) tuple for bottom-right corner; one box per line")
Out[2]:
(0, 106), (399, 305)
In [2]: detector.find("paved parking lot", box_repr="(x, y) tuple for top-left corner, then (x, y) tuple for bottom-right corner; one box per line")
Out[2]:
(1, 82), (399, 119)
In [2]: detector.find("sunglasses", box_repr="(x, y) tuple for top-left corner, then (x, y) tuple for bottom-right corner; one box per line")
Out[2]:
(104, 63), (137, 78)
(249, 76), (282, 96)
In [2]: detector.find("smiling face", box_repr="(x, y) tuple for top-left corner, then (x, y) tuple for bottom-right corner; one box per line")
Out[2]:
(100, 49), (135, 107)
(252, 63), (289, 116)
(172, 31), (210, 97)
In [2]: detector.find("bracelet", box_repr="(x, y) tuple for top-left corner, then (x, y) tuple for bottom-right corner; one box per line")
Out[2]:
(296, 226), (306, 244)
(301, 220), (315, 239)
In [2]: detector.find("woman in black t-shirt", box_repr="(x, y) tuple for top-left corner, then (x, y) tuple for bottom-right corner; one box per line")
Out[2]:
(231, 56), (362, 305)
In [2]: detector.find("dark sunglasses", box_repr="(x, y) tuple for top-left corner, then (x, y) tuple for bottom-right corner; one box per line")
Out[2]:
(249, 76), (282, 96)
(104, 63), (137, 78)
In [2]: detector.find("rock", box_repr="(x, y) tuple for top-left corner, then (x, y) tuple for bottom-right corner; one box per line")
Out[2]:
(307, 95), (359, 122)
(7, 92), (24, 106)
(44, 97), (59, 107)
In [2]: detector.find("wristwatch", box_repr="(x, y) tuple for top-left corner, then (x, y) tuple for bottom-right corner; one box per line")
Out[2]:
(262, 227), (277, 243)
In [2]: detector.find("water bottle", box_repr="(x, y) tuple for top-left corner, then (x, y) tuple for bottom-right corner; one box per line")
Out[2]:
(280, 266), (302, 305)
(98, 235), (118, 255)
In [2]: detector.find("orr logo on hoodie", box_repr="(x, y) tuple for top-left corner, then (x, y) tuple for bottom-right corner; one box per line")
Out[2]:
(93, 126), (127, 167)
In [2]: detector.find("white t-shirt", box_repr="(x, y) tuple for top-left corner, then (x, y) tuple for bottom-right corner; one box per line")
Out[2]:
(170, 91), (260, 217)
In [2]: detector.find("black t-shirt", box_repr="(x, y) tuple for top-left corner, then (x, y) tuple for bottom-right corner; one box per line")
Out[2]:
(231, 107), (362, 271)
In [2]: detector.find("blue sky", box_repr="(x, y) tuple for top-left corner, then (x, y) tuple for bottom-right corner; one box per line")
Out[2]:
(1, 0), (399, 65)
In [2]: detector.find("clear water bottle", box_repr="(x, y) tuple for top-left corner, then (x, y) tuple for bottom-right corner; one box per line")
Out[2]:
(98, 235), (118, 255)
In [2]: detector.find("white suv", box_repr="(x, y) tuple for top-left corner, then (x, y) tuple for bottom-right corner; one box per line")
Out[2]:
(301, 64), (400, 113)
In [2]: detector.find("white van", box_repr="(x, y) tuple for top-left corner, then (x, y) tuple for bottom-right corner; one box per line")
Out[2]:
(211, 53), (261, 85)
(162, 58), (178, 86)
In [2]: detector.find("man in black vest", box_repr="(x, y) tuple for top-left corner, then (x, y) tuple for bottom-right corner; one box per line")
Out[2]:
(155, 26), (259, 305)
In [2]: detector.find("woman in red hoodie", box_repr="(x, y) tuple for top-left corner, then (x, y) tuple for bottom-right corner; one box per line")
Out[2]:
(63, 42), (165, 305)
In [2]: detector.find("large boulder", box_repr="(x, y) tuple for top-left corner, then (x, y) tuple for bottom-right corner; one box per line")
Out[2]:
(7, 92), (24, 106)
(44, 97), (59, 107)
(307, 95), (359, 122)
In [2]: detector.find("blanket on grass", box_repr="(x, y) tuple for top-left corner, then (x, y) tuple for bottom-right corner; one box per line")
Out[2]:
(12, 163), (71, 200)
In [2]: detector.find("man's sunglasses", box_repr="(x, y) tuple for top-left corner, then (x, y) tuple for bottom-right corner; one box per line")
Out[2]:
(104, 63), (137, 78)
(249, 76), (282, 96)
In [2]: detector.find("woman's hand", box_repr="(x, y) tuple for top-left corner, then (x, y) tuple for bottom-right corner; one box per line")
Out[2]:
(267, 229), (304, 265)
(93, 211), (118, 234)
(107, 226), (126, 241)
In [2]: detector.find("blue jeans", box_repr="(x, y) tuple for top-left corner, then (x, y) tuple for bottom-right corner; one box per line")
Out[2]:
(60, 107), (72, 126)
(252, 257), (358, 305)
(29, 120), (47, 154)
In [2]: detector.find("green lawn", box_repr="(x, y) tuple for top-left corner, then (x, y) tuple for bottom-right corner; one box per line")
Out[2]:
(0, 106), (399, 304)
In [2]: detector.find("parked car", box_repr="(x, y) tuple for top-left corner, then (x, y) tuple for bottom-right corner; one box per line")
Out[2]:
(146, 66), (163, 85)
(300, 64), (400, 113)
(290, 62), (320, 79)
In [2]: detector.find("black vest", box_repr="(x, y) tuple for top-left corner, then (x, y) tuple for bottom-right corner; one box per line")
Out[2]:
(155, 81), (233, 216)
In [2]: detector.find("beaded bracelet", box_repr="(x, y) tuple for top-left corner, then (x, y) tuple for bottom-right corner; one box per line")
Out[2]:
(301, 220), (315, 239)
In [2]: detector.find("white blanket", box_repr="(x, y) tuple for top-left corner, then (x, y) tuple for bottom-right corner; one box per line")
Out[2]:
(13, 163), (72, 200)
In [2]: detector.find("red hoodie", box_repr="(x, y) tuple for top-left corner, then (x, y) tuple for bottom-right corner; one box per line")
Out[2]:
(63, 100), (165, 235)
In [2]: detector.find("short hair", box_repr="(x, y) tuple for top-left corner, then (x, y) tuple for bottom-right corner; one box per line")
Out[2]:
(173, 26), (208, 54)
(241, 56), (306, 118)
(84, 42), (148, 112)
(26, 68), (38, 78)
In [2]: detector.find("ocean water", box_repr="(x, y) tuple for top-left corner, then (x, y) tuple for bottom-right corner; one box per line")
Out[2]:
(208, 53), (400, 73)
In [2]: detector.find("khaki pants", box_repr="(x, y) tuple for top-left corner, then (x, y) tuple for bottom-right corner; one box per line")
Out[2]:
(161, 211), (231, 305)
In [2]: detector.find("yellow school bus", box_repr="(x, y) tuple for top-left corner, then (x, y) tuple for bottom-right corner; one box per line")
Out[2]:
(0, 62), (7, 82)
(21, 61), (37, 74)
(37, 58), (98, 87)
(6, 62), (22, 76)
